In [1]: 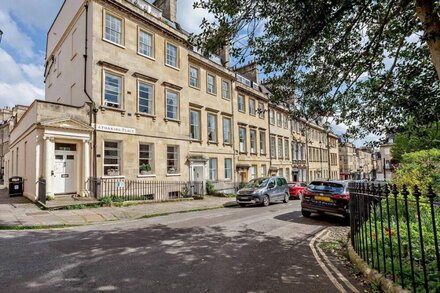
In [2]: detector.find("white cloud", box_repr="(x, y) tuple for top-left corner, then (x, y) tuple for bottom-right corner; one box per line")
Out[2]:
(0, 49), (44, 106)
(177, 0), (214, 33)
(0, 10), (35, 59)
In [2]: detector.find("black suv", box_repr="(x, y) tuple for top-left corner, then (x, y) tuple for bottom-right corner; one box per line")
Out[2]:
(301, 181), (350, 219)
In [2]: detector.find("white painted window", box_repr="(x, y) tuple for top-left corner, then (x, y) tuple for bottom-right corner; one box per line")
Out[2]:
(261, 165), (267, 177)
(166, 90), (179, 120)
(138, 81), (153, 114)
(270, 136), (276, 158)
(166, 42), (178, 68)
(104, 141), (121, 176)
(269, 109), (275, 124)
(250, 129), (257, 154)
(224, 159), (232, 180)
(249, 99), (255, 116)
(223, 117), (231, 144)
(278, 137), (283, 159)
(167, 146), (179, 174)
(284, 139), (290, 160)
(207, 114), (217, 142)
(250, 165), (257, 179)
(276, 112), (282, 127)
(222, 80), (230, 99)
(189, 66), (199, 88)
(138, 30), (153, 57)
(104, 71), (122, 108)
(239, 127), (246, 152)
(238, 95), (245, 112)
(207, 73), (216, 94)
(258, 102), (264, 119)
(259, 131), (266, 154)
(105, 13), (122, 45)
(209, 158), (218, 181)
(190, 110), (200, 140)
(139, 143), (154, 174)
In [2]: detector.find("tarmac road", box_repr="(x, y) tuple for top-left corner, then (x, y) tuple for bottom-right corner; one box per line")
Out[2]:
(0, 200), (366, 292)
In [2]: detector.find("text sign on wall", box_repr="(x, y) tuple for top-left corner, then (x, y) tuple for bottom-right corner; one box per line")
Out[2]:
(96, 124), (136, 134)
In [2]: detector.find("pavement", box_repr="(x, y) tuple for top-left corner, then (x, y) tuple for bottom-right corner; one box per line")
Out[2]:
(0, 200), (372, 292)
(0, 187), (235, 227)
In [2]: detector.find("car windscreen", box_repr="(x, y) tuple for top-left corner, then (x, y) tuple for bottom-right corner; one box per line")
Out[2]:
(308, 181), (345, 194)
(245, 178), (269, 188)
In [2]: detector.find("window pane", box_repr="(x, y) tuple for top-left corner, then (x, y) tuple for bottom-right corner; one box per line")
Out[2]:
(166, 90), (178, 119)
(207, 114), (217, 142)
(167, 146), (179, 173)
(224, 159), (232, 180)
(260, 131), (266, 154)
(249, 99), (255, 115)
(104, 141), (120, 176)
(222, 80), (229, 99)
(223, 118), (231, 144)
(209, 158), (217, 181)
(239, 128), (246, 152)
(207, 74), (215, 94)
(139, 144), (154, 173)
(105, 14), (122, 44)
(250, 130), (256, 153)
(139, 30), (152, 56)
(138, 82), (153, 114)
(166, 43), (178, 67)
(104, 72), (121, 108)
(189, 67), (199, 87)
(190, 110), (200, 140)
(238, 95), (245, 112)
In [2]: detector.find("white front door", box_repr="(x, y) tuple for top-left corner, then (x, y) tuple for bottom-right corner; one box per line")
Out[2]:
(191, 164), (205, 195)
(53, 150), (77, 194)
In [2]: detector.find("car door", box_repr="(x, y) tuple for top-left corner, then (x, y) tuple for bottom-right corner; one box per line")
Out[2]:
(267, 178), (277, 200)
(276, 178), (285, 200)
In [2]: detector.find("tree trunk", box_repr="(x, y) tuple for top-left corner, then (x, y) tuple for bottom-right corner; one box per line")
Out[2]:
(416, 0), (440, 79)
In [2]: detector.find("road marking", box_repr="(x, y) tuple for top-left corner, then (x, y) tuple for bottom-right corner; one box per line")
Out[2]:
(310, 229), (347, 293)
(316, 231), (360, 293)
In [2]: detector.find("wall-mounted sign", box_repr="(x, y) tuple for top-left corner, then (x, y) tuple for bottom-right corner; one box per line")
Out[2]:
(95, 124), (136, 134)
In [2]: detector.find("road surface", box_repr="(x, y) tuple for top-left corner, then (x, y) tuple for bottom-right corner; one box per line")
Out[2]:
(0, 200), (366, 292)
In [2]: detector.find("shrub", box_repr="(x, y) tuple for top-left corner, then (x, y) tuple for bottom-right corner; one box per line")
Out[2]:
(395, 149), (440, 194)
(206, 181), (216, 195)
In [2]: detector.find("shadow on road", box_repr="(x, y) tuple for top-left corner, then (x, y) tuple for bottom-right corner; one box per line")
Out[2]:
(0, 221), (339, 292)
(274, 211), (349, 227)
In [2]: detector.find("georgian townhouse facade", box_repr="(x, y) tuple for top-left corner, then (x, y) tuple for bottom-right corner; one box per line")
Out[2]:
(5, 0), (340, 202)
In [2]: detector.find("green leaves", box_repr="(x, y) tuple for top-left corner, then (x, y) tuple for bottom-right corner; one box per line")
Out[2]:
(192, 0), (440, 140)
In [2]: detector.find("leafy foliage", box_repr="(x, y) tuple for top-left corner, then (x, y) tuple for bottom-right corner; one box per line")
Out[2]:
(394, 148), (440, 193)
(391, 122), (440, 162)
(191, 0), (440, 139)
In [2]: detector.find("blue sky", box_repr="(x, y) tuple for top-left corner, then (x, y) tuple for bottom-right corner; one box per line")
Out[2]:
(0, 0), (374, 146)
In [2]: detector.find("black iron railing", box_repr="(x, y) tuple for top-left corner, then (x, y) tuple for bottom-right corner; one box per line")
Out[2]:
(87, 178), (203, 201)
(349, 182), (440, 292)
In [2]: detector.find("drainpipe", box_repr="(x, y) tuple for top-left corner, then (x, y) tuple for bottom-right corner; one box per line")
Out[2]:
(231, 81), (237, 184)
(268, 104), (272, 171)
(83, 3), (98, 185)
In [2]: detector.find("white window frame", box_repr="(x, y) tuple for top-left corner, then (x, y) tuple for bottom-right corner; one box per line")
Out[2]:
(259, 131), (266, 155)
(104, 11), (124, 46)
(249, 98), (256, 116)
(258, 102), (264, 119)
(139, 143), (154, 175)
(189, 66), (200, 88)
(250, 129), (257, 154)
(224, 158), (232, 180)
(207, 113), (218, 143)
(222, 80), (230, 100)
(138, 28), (154, 58)
(238, 95), (245, 113)
(209, 158), (218, 181)
(167, 145), (179, 174)
(137, 80), (154, 115)
(223, 117), (232, 144)
(190, 109), (201, 140)
(239, 127), (247, 153)
(165, 42), (179, 68)
(103, 141), (122, 177)
(165, 89), (179, 120)
(207, 73), (216, 95)
(103, 70), (123, 109)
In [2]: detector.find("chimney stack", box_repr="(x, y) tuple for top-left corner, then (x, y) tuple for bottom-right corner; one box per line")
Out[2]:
(219, 46), (230, 67)
(153, 0), (177, 23)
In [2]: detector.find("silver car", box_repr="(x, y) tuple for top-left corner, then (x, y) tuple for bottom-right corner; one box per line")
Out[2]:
(236, 176), (290, 207)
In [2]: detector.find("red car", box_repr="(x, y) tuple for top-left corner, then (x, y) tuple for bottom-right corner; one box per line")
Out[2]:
(288, 182), (307, 199)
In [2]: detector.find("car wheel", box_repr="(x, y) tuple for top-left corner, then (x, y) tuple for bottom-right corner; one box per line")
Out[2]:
(301, 210), (311, 217)
(283, 193), (289, 203)
(239, 203), (247, 207)
(263, 195), (270, 207)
